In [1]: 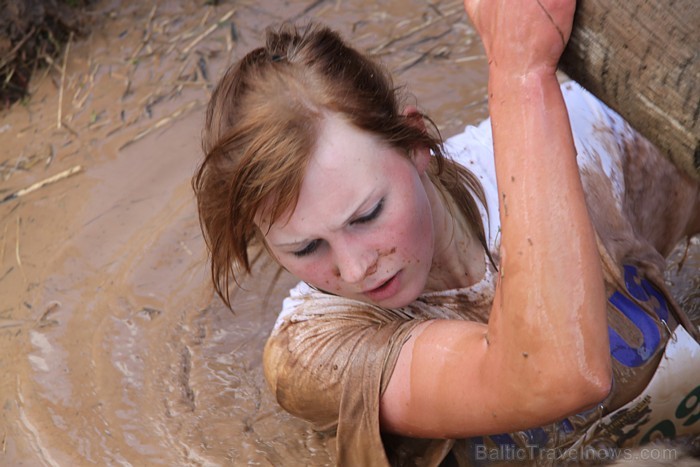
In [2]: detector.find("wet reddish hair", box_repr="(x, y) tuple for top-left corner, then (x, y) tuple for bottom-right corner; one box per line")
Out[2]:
(193, 23), (488, 308)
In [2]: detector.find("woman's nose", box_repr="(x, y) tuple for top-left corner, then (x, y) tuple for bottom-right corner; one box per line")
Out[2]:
(335, 243), (378, 285)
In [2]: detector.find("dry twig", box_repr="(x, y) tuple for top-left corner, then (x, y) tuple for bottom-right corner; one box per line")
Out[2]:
(181, 9), (236, 56)
(118, 100), (200, 150)
(1, 223), (7, 264)
(129, 5), (158, 63)
(57, 33), (73, 129)
(15, 217), (24, 283)
(1, 165), (83, 205)
(368, 6), (462, 54)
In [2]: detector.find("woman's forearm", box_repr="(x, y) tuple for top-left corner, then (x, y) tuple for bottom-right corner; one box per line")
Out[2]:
(485, 69), (610, 408)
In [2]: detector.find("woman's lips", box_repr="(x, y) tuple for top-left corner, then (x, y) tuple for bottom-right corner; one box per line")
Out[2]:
(364, 271), (401, 302)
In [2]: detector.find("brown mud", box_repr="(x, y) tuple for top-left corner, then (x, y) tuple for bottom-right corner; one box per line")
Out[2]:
(0, 0), (696, 465)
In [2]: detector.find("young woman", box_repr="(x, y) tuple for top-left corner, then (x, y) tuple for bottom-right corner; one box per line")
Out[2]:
(193, 0), (700, 464)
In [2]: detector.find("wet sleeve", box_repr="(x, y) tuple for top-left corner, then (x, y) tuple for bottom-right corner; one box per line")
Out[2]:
(262, 289), (438, 466)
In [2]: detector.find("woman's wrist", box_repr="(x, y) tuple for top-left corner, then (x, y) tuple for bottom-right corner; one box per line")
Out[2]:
(487, 65), (559, 104)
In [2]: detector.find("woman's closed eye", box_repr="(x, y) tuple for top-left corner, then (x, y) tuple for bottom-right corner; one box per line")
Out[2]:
(293, 239), (321, 258)
(291, 199), (384, 258)
(352, 198), (384, 225)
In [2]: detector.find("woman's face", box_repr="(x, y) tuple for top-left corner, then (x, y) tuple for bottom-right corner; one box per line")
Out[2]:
(260, 114), (436, 308)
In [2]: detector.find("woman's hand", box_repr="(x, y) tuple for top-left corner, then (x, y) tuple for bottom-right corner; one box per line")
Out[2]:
(464, 0), (575, 77)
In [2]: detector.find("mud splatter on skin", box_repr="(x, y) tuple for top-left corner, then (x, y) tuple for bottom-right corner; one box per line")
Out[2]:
(332, 246), (399, 280)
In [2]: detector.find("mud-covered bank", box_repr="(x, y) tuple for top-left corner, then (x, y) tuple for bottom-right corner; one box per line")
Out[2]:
(0, 1), (490, 464)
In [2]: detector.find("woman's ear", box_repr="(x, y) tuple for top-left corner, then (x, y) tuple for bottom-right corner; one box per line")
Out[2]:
(402, 105), (426, 131)
(402, 105), (430, 175)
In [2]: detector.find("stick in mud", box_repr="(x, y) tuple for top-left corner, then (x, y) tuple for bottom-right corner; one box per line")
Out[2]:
(0, 165), (83, 205)
(57, 33), (73, 130)
(181, 9), (236, 57)
(118, 100), (200, 151)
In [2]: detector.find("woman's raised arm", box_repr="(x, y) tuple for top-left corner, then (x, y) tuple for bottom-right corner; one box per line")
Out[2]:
(380, 0), (611, 438)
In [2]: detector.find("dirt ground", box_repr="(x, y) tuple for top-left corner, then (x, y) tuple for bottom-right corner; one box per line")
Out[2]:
(0, 0), (697, 466)
(0, 0), (489, 465)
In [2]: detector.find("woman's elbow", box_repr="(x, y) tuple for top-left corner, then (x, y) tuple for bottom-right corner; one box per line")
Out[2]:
(558, 358), (613, 413)
(583, 365), (613, 407)
(524, 353), (612, 418)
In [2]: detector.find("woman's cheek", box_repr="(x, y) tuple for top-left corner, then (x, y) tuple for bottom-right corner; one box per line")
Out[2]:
(298, 261), (336, 289)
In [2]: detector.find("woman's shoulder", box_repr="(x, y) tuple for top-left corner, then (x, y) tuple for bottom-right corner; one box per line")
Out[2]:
(263, 281), (431, 440)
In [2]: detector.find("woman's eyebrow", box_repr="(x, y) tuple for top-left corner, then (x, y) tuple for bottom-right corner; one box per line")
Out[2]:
(331, 190), (377, 229)
(274, 239), (308, 248)
(272, 191), (378, 248)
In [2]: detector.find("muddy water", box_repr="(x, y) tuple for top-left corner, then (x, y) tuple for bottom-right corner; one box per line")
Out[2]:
(0, 1), (488, 465)
(0, 0), (697, 466)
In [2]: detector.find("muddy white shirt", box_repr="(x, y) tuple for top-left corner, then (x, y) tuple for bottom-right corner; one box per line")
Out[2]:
(263, 82), (700, 466)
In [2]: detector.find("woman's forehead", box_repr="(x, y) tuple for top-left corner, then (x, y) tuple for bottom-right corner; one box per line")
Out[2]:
(301, 116), (392, 201)
(261, 116), (406, 242)
(312, 114), (384, 167)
